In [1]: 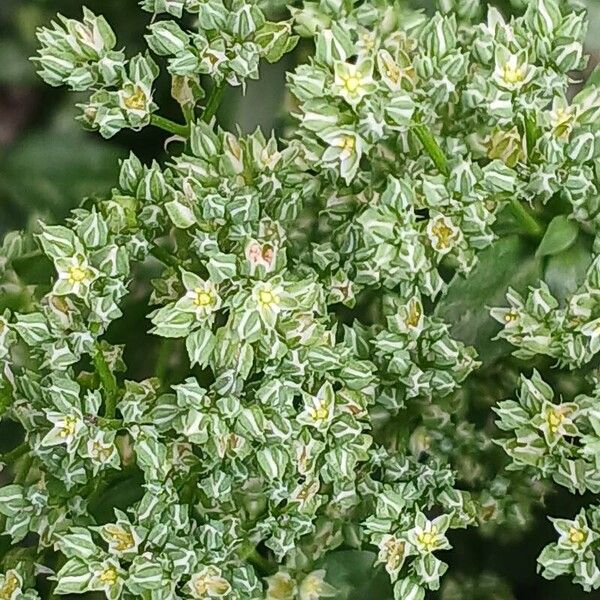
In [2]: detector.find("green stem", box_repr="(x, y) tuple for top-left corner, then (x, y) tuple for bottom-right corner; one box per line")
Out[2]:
(93, 346), (119, 419)
(1, 442), (29, 465)
(413, 123), (449, 176)
(150, 114), (189, 138)
(149, 244), (181, 270)
(201, 83), (225, 123)
(508, 198), (544, 239)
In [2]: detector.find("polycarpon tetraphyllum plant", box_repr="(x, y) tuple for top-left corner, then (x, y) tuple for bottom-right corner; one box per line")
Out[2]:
(1, 0), (600, 598)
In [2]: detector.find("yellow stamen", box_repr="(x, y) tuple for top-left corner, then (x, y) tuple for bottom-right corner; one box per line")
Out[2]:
(123, 86), (147, 111)
(194, 289), (213, 307)
(337, 136), (356, 153)
(568, 527), (586, 545)
(431, 219), (456, 249)
(0, 573), (20, 600)
(502, 64), (524, 85)
(60, 416), (78, 439)
(68, 266), (88, 284)
(99, 567), (118, 586)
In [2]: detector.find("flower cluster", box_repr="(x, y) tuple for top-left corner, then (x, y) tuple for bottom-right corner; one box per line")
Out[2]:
(1, 0), (600, 598)
(492, 255), (600, 368)
(496, 371), (600, 589)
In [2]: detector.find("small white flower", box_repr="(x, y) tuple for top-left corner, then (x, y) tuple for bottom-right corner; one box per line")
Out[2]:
(266, 571), (297, 600)
(298, 570), (336, 600)
(42, 410), (85, 449)
(187, 566), (231, 598)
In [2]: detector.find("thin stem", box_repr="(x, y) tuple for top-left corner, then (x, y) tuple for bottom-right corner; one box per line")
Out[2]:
(1, 442), (29, 465)
(508, 198), (544, 239)
(150, 114), (189, 138)
(93, 346), (119, 419)
(201, 82), (225, 123)
(413, 123), (449, 176)
(149, 244), (181, 270)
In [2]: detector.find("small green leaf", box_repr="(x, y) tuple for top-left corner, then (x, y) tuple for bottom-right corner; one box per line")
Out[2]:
(319, 551), (392, 600)
(435, 236), (542, 364)
(544, 236), (593, 303)
(535, 215), (578, 258)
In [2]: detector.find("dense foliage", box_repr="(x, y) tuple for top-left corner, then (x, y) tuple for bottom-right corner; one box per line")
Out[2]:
(1, 0), (600, 598)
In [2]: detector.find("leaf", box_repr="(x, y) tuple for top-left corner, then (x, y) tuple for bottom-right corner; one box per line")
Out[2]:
(435, 236), (542, 365)
(584, 62), (600, 89)
(320, 550), (392, 600)
(544, 236), (593, 304)
(535, 215), (578, 258)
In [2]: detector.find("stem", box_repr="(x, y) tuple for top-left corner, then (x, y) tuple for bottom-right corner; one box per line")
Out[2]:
(413, 123), (449, 176)
(93, 346), (119, 419)
(149, 244), (181, 270)
(508, 198), (544, 239)
(1, 442), (29, 465)
(201, 82), (225, 123)
(150, 114), (189, 138)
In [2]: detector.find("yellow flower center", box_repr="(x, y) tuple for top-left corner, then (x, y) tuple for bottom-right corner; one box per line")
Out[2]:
(270, 575), (295, 597)
(99, 567), (118, 586)
(310, 405), (329, 422)
(384, 538), (405, 568)
(417, 527), (439, 551)
(0, 573), (20, 600)
(258, 289), (278, 307)
(568, 527), (586, 545)
(60, 415), (78, 439)
(337, 135), (356, 153)
(194, 289), (214, 307)
(105, 526), (135, 552)
(546, 409), (564, 433)
(502, 63), (524, 84)
(431, 219), (456, 249)
(68, 266), (88, 284)
(504, 311), (518, 323)
(194, 574), (229, 597)
(343, 75), (361, 93)
(124, 86), (147, 111)
(405, 299), (422, 328)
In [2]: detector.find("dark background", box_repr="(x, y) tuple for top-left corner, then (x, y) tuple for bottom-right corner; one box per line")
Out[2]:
(0, 1), (599, 599)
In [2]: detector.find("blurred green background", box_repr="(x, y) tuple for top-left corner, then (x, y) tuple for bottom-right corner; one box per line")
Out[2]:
(1, 1), (600, 599)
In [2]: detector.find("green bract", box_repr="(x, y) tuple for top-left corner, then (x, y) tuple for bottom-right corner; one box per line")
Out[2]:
(0, 0), (600, 598)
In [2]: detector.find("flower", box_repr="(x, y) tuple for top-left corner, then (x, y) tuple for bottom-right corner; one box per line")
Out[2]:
(102, 523), (140, 556)
(530, 401), (579, 447)
(297, 382), (336, 431)
(42, 410), (85, 449)
(188, 566), (231, 598)
(493, 50), (534, 91)
(408, 513), (451, 555)
(54, 254), (99, 297)
(298, 570), (336, 600)
(119, 82), (152, 116)
(332, 59), (375, 106)
(553, 511), (597, 554)
(377, 534), (407, 580)
(266, 571), (297, 600)
(427, 215), (460, 255)
(0, 570), (22, 600)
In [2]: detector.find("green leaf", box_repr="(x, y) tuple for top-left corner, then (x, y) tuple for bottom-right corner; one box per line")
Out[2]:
(320, 551), (392, 600)
(535, 215), (578, 258)
(544, 236), (593, 303)
(435, 236), (542, 364)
